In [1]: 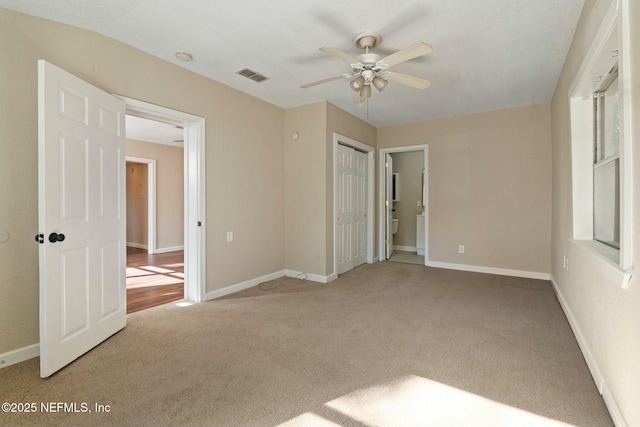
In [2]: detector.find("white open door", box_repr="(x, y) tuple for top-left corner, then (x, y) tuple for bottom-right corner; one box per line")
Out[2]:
(385, 154), (393, 259)
(38, 60), (126, 377)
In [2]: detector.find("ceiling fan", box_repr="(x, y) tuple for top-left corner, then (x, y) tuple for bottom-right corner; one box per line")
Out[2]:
(300, 31), (432, 102)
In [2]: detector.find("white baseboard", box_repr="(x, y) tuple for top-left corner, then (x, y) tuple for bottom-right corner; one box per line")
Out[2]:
(602, 380), (627, 427)
(126, 242), (148, 250)
(285, 270), (335, 283)
(426, 260), (550, 280)
(205, 270), (285, 301)
(155, 245), (184, 254)
(0, 343), (39, 369)
(550, 277), (604, 390)
(393, 245), (417, 252)
(550, 276), (626, 427)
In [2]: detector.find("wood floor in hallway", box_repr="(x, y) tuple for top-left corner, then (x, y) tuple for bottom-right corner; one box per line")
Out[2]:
(126, 247), (184, 314)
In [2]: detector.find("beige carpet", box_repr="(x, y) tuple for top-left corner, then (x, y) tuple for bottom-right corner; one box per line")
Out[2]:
(0, 262), (612, 427)
(388, 250), (425, 265)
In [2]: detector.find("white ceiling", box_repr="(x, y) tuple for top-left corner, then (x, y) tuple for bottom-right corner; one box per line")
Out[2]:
(1, 0), (585, 127)
(126, 115), (184, 147)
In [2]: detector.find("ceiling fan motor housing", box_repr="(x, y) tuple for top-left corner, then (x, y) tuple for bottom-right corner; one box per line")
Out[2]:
(353, 31), (382, 50)
(358, 53), (382, 66)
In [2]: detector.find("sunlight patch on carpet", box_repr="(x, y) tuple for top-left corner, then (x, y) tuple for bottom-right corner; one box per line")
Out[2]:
(282, 375), (575, 427)
(278, 412), (342, 427)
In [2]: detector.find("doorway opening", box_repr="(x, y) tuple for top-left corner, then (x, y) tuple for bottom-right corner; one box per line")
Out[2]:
(379, 145), (429, 266)
(118, 96), (206, 307)
(125, 121), (185, 313)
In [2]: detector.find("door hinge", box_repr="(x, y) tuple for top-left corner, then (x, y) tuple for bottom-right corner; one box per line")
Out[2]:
(35, 233), (44, 244)
(197, 221), (202, 227)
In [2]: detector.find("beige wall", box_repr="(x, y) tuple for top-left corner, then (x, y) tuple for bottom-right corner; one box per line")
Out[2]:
(0, 8), (285, 355)
(390, 151), (424, 248)
(283, 102), (327, 275)
(550, 0), (640, 424)
(283, 102), (376, 277)
(378, 104), (552, 274)
(126, 139), (184, 250)
(126, 162), (149, 246)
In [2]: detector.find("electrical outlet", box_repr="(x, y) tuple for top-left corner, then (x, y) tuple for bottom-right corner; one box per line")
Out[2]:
(563, 255), (569, 270)
(458, 245), (465, 254)
(226, 231), (233, 242)
(416, 200), (421, 206)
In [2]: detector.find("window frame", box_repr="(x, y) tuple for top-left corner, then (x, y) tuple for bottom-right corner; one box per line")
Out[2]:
(568, 0), (633, 272)
(592, 65), (621, 250)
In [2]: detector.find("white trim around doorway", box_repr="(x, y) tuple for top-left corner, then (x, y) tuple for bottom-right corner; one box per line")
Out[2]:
(378, 145), (429, 266)
(116, 96), (206, 303)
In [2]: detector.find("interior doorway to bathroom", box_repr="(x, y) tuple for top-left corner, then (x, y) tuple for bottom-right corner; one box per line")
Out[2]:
(379, 146), (428, 266)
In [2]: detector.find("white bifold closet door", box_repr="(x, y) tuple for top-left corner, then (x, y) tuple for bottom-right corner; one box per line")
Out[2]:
(337, 144), (367, 275)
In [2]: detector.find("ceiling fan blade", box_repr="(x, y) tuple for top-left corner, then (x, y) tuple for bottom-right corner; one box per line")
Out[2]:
(300, 74), (346, 89)
(379, 42), (432, 68)
(320, 47), (360, 64)
(387, 72), (432, 90)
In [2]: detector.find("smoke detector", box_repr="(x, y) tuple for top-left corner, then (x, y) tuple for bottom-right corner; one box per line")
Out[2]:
(175, 52), (193, 62)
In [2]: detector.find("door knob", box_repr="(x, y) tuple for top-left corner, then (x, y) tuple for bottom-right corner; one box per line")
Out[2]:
(48, 232), (66, 243)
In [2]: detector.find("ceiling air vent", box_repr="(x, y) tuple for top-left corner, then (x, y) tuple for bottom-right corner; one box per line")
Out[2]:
(236, 68), (269, 83)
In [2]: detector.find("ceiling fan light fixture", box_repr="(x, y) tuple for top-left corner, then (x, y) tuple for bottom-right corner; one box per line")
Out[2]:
(362, 85), (372, 99)
(372, 76), (388, 92)
(301, 32), (433, 101)
(350, 75), (365, 92)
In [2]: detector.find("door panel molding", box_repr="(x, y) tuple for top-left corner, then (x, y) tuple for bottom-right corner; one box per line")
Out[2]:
(333, 133), (374, 277)
(38, 60), (126, 377)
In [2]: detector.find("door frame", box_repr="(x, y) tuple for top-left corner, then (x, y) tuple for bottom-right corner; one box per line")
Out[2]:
(125, 156), (157, 254)
(117, 96), (206, 303)
(332, 133), (375, 279)
(378, 145), (429, 265)
(385, 153), (393, 259)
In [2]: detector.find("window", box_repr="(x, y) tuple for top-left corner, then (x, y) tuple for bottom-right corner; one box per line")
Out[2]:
(568, 0), (632, 271)
(593, 65), (620, 249)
